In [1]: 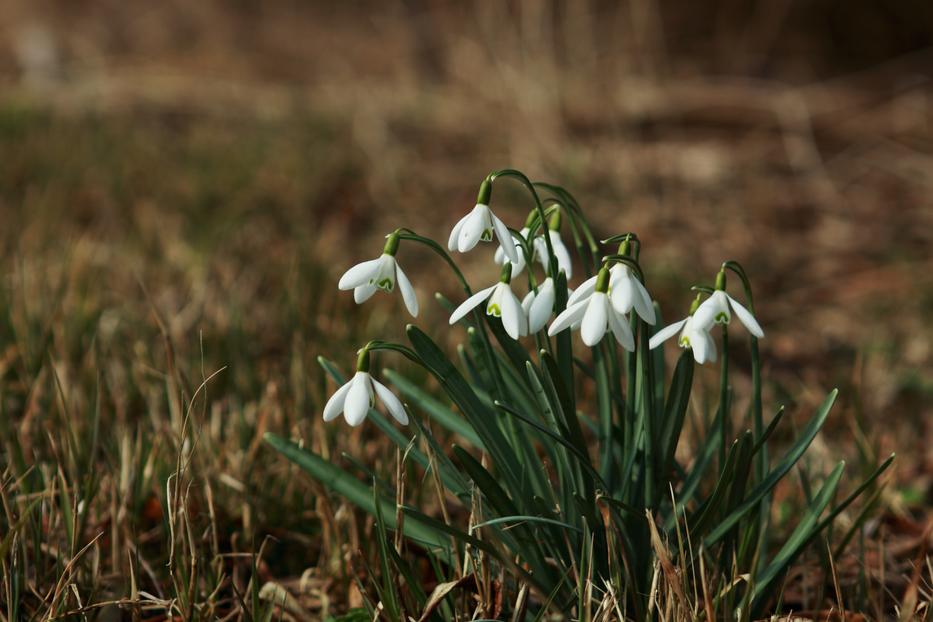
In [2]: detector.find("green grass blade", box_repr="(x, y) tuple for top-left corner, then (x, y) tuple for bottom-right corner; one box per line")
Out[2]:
(263, 433), (449, 552)
(384, 369), (484, 449)
(751, 461), (846, 613)
(703, 389), (838, 548)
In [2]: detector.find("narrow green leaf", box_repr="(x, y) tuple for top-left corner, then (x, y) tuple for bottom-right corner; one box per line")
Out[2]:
(384, 369), (483, 449)
(703, 389), (838, 548)
(751, 461), (846, 612)
(264, 433), (449, 551)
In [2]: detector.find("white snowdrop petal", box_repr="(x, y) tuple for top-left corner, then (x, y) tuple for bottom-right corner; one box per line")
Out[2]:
(499, 287), (523, 340)
(521, 289), (536, 314)
(705, 332), (718, 363)
(693, 293), (727, 329)
(727, 295), (764, 338)
(458, 205), (488, 252)
(492, 214), (519, 263)
(648, 318), (688, 350)
(344, 373), (372, 426)
(610, 276), (635, 315)
(370, 255), (396, 291)
(552, 235), (573, 279)
(580, 295), (608, 346)
(567, 275), (597, 306)
(633, 278), (656, 324)
(338, 258), (382, 290)
(372, 379), (409, 425)
(322, 381), (353, 421)
(528, 279), (555, 333)
(691, 329), (711, 364)
(608, 308), (635, 351)
(448, 213), (469, 251)
(449, 285), (497, 325)
(548, 298), (589, 335)
(395, 264), (419, 317)
(354, 283), (378, 304)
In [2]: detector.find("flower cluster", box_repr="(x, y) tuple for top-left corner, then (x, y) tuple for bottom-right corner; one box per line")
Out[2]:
(326, 173), (764, 427)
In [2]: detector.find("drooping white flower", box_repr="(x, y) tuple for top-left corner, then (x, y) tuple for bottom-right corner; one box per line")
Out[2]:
(567, 263), (654, 324)
(521, 276), (573, 334)
(323, 350), (408, 426)
(448, 180), (518, 262)
(338, 232), (418, 317)
(693, 289), (764, 338)
(648, 313), (718, 364)
(532, 230), (573, 278)
(449, 267), (528, 340)
(608, 264), (655, 324)
(548, 267), (634, 349)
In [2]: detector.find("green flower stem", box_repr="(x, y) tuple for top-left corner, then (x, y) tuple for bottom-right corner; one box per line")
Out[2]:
(718, 326), (730, 471)
(488, 169), (557, 278)
(723, 261), (764, 475)
(397, 229), (472, 295)
(600, 254), (646, 283)
(639, 318), (658, 509)
(533, 182), (601, 264)
(394, 228), (507, 401)
(362, 340), (424, 368)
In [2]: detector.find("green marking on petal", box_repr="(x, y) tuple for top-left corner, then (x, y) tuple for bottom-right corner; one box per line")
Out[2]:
(481, 228), (493, 242)
(715, 311), (729, 323)
(375, 278), (394, 291)
(487, 303), (502, 317)
(679, 335), (691, 348)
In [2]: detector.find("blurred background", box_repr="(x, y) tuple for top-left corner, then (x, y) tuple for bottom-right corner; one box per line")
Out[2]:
(0, 0), (931, 614)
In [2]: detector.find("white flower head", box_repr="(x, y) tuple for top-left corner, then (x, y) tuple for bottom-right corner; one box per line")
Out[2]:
(521, 275), (573, 334)
(608, 263), (655, 324)
(535, 229), (573, 279)
(323, 349), (409, 426)
(648, 306), (718, 365)
(692, 272), (764, 338)
(548, 267), (634, 350)
(566, 264), (654, 324)
(448, 179), (518, 262)
(449, 265), (528, 340)
(338, 232), (418, 317)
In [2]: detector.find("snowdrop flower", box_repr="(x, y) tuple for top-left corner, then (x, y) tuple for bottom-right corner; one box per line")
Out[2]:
(536, 229), (573, 278)
(648, 296), (717, 364)
(323, 349), (409, 426)
(448, 179), (519, 262)
(338, 231), (419, 317)
(608, 263), (655, 324)
(568, 242), (653, 324)
(693, 271), (764, 338)
(548, 267), (634, 350)
(449, 264), (528, 340)
(521, 275), (573, 334)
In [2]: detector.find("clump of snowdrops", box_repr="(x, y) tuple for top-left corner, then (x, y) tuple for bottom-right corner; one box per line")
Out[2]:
(266, 170), (891, 621)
